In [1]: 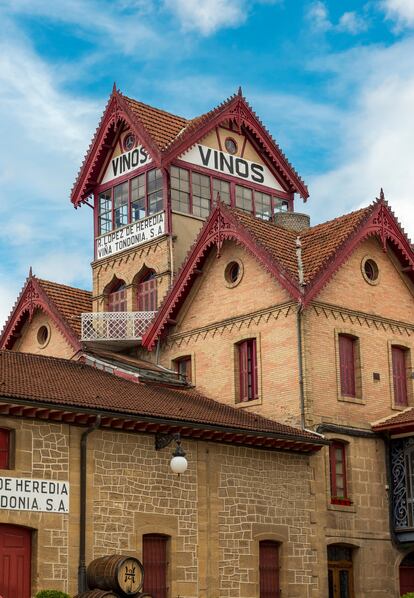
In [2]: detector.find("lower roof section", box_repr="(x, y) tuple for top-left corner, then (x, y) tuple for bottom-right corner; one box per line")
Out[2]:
(0, 350), (326, 454)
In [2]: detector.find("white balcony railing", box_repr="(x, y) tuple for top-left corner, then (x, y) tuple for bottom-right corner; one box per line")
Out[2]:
(81, 311), (156, 342)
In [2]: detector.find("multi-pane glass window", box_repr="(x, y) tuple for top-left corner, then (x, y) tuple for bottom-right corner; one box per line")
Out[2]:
(212, 178), (230, 205)
(192, 172), (211, 218)
(235, 185), (253, 213)
(329, 442), (350, 503)
(148, 169), (163, 214)
(131, 174), (146, 221)
(114, 182), (128, 228)
(98, 190), (112, 234)
(171, 166), (190, 213)
(255, 191), (272, 220)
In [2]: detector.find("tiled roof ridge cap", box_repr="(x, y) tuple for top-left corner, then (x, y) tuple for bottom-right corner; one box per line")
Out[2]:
(36, 276), (92, 295)
(300, 203), (374, 238)
(122, 94), (189, 123)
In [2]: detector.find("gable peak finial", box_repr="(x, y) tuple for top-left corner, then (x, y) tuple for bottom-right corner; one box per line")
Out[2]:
(29, 266), (33, 278)
(112, 81), (117, 95)
(380, 187), (385, 201)
(237, 85), (243, 97)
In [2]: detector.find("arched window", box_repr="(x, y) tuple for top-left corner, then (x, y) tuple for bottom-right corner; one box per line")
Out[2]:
(107, 279), (127, 312)
(136, 270), (157, 311)
(142, 533), (169, 598)
(327, 544), (354, 598)
(259, 540), (279, 598)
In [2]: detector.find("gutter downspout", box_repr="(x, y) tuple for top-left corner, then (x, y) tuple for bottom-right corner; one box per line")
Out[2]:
(295, 237), (306, 430)
(78, 415), (101, 593)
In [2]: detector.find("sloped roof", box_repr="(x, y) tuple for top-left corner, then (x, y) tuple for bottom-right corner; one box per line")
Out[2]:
(36, 279), (92, 339)
(372, 407), (414, 433)
(0, 350), (325, 451)
(71, 87), (308, 206)
(123, 96), (189, 151)
(143, 198), (414, 350)
(0, 274), (91, 351)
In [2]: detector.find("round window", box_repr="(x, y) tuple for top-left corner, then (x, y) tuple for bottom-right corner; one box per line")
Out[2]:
(37, 325), (50, 347)
(224, 260), (243, 287)
(362, 258), (379, 284)
(123, 133), (136, 152)
(225, 137), (238, 155)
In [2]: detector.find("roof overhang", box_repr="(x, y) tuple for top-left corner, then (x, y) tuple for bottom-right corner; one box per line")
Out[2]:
(0, 397), (326, 454)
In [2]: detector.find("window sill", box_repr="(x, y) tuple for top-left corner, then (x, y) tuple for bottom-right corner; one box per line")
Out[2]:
(235, 397), (262, 409)
(171, 210), (206, 222)
(391, 404), (410, 411)
(338, 395), (365, 405)
(328, 500), (355, 513)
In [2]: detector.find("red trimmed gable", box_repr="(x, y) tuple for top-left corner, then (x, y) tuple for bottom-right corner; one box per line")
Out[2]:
(71, 87), (309, 207)
(0, 273), (91, 352)
(142, 197), (414, 350)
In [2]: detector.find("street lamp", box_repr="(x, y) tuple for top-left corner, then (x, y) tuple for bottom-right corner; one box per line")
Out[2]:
(155, 432), (188, 474)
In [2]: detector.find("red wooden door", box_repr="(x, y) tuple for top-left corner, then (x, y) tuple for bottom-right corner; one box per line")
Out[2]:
(259, 540), (279, 597)
(400, 564), (414, 594)
(393, 346), (408, 406)
(143, 534), (168, 598)
(0, 524), (31, 598)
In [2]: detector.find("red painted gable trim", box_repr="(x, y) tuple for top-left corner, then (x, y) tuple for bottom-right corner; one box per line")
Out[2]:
(71, 89), (162, 207)
(162, 93), (309, 200)
(0, 277), (82, 353)
(303, 200), (414, 306)
(142, 203), (301, 351)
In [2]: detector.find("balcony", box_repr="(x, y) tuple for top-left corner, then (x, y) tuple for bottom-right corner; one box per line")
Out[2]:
(81, 311), (156, 349)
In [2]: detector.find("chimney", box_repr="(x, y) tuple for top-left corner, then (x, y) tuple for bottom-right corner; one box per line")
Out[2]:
(273, 211), (310, 232)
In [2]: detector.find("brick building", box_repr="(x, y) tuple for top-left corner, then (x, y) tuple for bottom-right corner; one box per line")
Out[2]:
(0, 86), (413, 597)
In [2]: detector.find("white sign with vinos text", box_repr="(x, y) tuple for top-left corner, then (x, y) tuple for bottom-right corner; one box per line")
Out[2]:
(0, 476), (69, 513)
(96, 212), (165, 260)
(101, 144), (152, 184)
(180, 144), (284, 191)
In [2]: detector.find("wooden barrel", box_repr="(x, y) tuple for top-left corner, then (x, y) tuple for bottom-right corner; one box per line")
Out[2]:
(87, 555), (144, 596)
(74, 591), (119, 598)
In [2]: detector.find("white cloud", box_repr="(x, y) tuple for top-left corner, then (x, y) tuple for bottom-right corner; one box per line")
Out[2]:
(307, 1), (332, 32)
(163, 0), (246, 34)
(307, 39), (414, 240)
(382, 0), (414, 29)
(306, 2), (368, 35)
(337, 11), (368, 34)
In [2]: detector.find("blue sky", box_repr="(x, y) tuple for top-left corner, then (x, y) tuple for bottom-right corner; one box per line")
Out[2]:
(1, 0), (414, 325)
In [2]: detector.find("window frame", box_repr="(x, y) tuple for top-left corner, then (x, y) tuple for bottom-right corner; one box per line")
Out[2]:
(329, 441), (351, 506)
(335, 330), (364, 404)
(174, 355), (192, 383)
(171, 159), (292, 220)
(0, 428), (13, 470)
(391, 344), (410, 408)
(237, 338), (258, 403)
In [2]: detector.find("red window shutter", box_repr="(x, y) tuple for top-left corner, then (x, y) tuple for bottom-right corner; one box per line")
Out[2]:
(143, 534), (168, 598)
(137, 278), (157, 311)
(392, 346), (408, 406)
(259, 540), (280, 598)
(0, 429), (10, 469)
(239, 340), (258, 402)
(108, 286), (127, 312)
(339, 335), (356, 397)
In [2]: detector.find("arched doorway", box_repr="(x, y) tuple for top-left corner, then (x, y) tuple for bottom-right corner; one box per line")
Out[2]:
(400, 552), (414, 595)
(328, 544), (354, 598)
(0, 524), (32, 598)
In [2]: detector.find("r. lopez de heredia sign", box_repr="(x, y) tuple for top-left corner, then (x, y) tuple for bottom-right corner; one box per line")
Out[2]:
(96, 212), (165, 260)
(0, 476), (69, 513)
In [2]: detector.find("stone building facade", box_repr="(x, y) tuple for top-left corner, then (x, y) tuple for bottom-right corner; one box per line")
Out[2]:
(1, 87), (414, 597)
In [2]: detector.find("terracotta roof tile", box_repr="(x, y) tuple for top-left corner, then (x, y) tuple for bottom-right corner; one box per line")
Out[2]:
(123, 96), (189, 151)
(0, 350), (324, 445)
(229, 205), (373, 286)
(36, 278), (92, 339)
(372, 407), (414, 431)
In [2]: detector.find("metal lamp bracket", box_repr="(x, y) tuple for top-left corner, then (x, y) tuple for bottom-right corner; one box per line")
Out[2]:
(155, 432), (181, 451)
